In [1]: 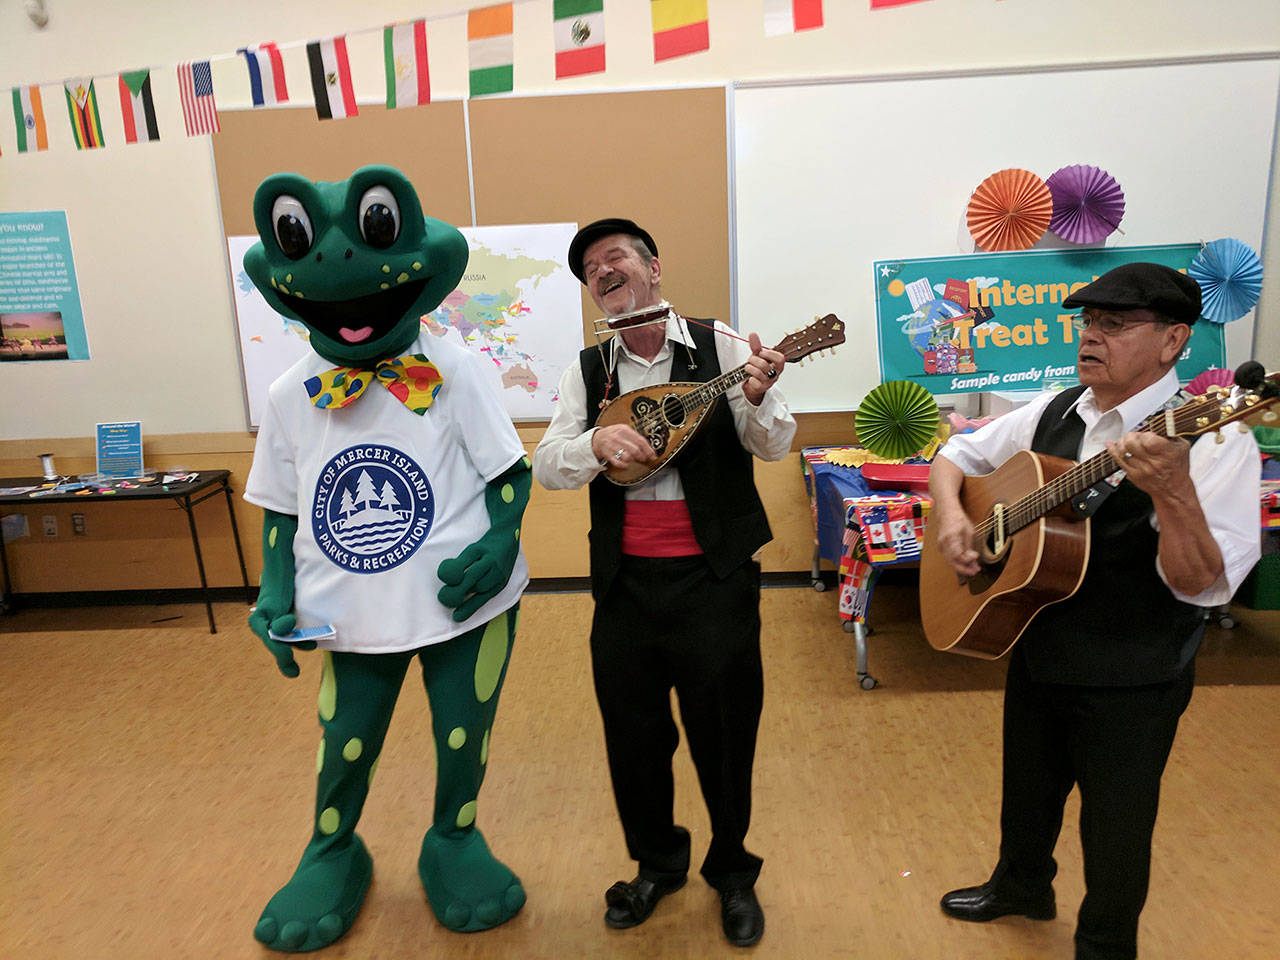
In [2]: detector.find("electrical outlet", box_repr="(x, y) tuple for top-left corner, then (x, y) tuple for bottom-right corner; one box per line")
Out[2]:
(72, 513), (86, 536)
(42, 515), (57, 536)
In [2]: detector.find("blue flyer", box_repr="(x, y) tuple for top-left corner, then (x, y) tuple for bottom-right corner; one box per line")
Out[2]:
(96, 421), (144, 478)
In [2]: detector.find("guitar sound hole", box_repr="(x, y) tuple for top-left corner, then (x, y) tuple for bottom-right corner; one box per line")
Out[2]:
(661, 394), (686, 427)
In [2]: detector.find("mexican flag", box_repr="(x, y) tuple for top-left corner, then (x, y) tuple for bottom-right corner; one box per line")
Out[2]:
(384, 20), (431, 108)
(468, 4), (514, 97)
(554, 0), (605, 79)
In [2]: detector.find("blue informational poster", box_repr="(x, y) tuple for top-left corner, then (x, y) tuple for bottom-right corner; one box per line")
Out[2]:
(96, 421), (144, 478)
(0, 210), (90, 361)
(873, 244), (1226, 396)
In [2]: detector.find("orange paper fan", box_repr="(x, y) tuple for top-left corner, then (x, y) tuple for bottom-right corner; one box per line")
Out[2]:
(966, 168), (1053, 251)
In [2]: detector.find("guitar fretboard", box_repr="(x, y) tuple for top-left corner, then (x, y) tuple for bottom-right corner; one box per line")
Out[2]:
(975, 412), (1171, 539)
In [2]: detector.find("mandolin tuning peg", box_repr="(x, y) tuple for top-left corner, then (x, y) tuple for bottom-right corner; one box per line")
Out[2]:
(1237, 422), (1251, 433)
(1263, 410), (1277, 422)
(1214, 431), (1226, 444)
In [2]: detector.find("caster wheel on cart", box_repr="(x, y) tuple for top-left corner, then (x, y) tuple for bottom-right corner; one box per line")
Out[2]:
(859, 675), (878, 690)
(812, 579), (827, 592)
(842, 620), (856, 633)
(1217, 614), (1236, 629)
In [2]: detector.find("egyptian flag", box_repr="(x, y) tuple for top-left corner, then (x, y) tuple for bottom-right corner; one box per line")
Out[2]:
(307, 36), (358, 119)
(240, 44), (289, 107)
(11, 85), (49, 153)
(64, 77), (105, 149)
(118, 70), (159, 144)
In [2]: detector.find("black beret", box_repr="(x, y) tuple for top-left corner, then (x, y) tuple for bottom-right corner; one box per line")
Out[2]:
(567, 218), (657, 284)
(1062, 261), (1201, 324)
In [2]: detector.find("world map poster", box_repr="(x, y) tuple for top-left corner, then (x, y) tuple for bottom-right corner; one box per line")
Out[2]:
(227, 222), (583, 426)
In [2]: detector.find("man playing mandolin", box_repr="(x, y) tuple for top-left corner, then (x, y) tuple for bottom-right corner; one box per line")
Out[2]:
(532, 218), (795, 947)
(928, 262), (1261, 960)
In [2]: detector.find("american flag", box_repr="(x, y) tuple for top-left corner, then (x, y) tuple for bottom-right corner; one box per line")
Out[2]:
(177, 60), (220, 136)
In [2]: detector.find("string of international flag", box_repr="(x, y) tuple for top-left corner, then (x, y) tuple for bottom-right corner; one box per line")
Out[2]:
(4, 0), (941, 157)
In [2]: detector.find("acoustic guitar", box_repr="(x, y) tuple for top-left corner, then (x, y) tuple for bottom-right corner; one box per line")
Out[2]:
(597, 313), (846, 486)
(920, 372), (1279, 659)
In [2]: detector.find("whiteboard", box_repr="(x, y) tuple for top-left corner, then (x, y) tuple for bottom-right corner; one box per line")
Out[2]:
(732, 57), (1280, 413)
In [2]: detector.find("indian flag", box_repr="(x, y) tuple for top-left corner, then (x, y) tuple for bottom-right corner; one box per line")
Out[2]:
(12, 85), (48, 153)
(384, 20), (430, 108)
(651, 0), (709, 63)
(118, 69), (159, 144)
(64, 77), (105, 149)
(554, 0), (605, 79)
(764, 0), (823, 36)
(468, 4), (514, 97)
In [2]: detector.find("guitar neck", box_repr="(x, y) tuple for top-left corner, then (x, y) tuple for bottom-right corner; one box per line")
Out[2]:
(990, 417), (1169, 536)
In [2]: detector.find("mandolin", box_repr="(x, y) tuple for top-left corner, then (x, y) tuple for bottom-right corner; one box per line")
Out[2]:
(597, 313), (846, 486)
(919, 371), (1279, 659)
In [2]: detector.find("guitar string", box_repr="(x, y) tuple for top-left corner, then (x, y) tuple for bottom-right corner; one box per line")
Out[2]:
(970, 399), (1212, 541)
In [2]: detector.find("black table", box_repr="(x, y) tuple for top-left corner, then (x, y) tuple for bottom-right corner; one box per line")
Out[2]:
(0, 470), (251, 632)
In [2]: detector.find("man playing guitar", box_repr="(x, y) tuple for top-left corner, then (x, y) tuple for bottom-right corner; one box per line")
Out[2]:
(929, 262), (1261, 960)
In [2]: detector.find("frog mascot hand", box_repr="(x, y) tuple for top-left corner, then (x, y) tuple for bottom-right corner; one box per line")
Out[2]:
(241, 166), (532, 952)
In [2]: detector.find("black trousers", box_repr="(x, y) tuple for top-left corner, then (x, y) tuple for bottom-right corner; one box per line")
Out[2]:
(590, 554), (764, 891)
(998, 648), (1195, 960)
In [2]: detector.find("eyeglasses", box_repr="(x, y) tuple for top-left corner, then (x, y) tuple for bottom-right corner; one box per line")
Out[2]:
(1069, 313), (1168, 336)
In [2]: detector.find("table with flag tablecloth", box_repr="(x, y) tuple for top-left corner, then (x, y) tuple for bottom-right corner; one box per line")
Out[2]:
(801, 447), (932, 690)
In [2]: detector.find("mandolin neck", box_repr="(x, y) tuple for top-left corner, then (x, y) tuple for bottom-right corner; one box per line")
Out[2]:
(680, 363), (751, 410)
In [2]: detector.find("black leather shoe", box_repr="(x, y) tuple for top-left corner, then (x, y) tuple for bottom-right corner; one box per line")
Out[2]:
(604, 875), (686, 929)
(720, 887), (764, 947)
(940, 880), (1055, 922)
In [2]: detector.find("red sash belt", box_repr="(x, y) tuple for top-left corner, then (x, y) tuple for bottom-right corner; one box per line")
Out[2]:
(621, 499), (703, 557)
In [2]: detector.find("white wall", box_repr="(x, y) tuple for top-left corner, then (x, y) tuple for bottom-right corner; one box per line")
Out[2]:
(1, 0), (1277, 440)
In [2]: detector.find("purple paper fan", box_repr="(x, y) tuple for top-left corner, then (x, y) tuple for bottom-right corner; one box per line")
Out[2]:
(1046, 164), (1126, 244)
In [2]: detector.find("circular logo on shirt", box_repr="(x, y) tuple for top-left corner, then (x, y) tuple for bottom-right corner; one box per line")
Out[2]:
(311, 444), (433, 574)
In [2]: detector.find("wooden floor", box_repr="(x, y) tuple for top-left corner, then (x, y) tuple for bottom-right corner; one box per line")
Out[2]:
(2, 583), (1278, 960)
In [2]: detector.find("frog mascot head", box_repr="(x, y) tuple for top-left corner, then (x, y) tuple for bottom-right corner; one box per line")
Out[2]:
(245, 164), (467, 367)
(240, 166), (532, 952)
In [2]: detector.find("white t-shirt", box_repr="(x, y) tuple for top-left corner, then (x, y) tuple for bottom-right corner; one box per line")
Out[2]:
(245, 334), (529, 653)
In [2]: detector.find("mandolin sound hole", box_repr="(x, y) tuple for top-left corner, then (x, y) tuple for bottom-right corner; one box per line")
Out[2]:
(661, 394), (686, 427)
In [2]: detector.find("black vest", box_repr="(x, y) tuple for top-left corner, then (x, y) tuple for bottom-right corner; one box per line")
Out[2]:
(581, 319), (773, 599)
(1016, 386), (1204, 685)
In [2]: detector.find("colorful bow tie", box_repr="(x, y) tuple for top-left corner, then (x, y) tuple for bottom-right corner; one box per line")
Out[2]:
(304, 354), (444, 416)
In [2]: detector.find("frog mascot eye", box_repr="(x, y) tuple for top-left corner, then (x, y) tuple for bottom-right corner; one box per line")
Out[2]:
(271, 195), (313, 260)
(358, 185), (400, 249)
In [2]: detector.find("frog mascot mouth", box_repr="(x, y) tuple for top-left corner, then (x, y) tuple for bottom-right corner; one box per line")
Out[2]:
(240, 165), (532, 952)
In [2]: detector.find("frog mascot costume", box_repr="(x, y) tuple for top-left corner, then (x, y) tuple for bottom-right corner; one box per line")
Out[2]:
(241, 165), (531, 952)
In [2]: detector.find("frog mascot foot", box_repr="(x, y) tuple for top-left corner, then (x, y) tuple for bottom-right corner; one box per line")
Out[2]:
(253, 834), (373, 952)
(418, 827), (526, 932)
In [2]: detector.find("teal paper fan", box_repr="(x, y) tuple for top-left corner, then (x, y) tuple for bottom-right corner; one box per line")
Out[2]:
(855, 380), (940, 460)
(1188, 238), (1263, 324)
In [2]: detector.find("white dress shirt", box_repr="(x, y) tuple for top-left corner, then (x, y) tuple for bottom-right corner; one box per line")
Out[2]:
(939, 369), (1261, 608)
(533, 314), (797, 500)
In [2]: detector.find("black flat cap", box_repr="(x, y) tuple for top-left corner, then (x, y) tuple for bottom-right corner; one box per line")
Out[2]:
(1062, 261), (1202, 324)
(567, 218), (657, 284)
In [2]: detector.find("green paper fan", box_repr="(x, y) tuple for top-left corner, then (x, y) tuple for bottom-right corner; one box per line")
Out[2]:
(855, 380), (940, 460)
